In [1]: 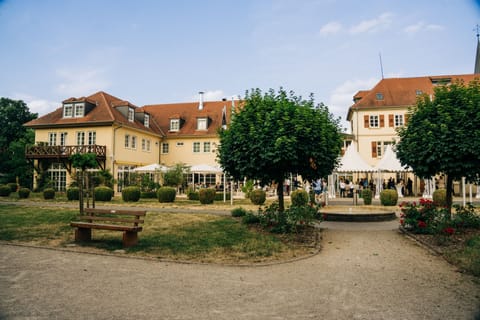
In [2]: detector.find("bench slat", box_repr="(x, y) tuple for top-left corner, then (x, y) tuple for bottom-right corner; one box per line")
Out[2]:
(75, 216), (144, 224)
(70, 222), (143, 232)
(84, 208), (146, 216)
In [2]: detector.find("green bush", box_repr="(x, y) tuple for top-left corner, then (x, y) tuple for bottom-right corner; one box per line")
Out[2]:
(433, 189), (447, 207)
(67, 187), (80, 201)
(250, 189), (266, 205)
(380, 189), (398, 206)
(242, 212), (260, 224)
(43, 188), (55, 200)
(157, 187), (176, 203)
(214, 192), (231, 201)
(122, 186), (141, 202)
(7, 183), (18, 193)
(95, 186), (114, 201)
(141, 191), (158, 199)
(187, 188), (199, 200)
(199, 188), (216, 204)
(291, 189), (309, 207)
(362, 189), (373, 205)
(231, 207), (248, 217)
(18, 187), (31, 199)
(0, 185), (11, 197)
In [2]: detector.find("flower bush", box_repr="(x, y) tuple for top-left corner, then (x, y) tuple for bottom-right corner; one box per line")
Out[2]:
(255, 202), (319, 233)
(399, 198), (448, 234)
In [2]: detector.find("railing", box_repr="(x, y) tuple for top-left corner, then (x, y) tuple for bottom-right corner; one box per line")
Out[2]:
(25, 145), (107, 159)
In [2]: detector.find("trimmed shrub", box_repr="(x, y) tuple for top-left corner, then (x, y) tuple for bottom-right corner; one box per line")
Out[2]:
(291, 189), (309, 207)
(362, 189), (373, 205)
(18, 187), (31, 199)
(380, 189), (398, 206)
(242, 212), (260, 224)
(250, 189), (266, 205)
(122, 186), (141, 202)
(214, 192), (231, 201)
(199, 188), (216, 204)
(141, 191), (157, 199)
(157, 187), (176, 203)
(0, 185), (11, 197)
(95, 186), (114, 201)
(7, 183), (18, 193)
(231, 207), (248, 217)
(67, 187), (80, 201)
(43, 188), (55, 200)
(187, 191), (199, 201)
(433, 189), (447, 207)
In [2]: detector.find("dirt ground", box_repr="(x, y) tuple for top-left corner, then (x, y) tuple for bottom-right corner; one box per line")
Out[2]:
(1, 220), (479, 320)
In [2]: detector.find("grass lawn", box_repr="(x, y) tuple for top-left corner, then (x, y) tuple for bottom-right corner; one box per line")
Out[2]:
(0, 204), (317, 264)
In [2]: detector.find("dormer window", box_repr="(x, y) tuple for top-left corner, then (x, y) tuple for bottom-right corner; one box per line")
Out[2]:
(74, 103), (85, 117)
(415, 90), (423, 96)
(197, 117), (208, 130)
(144, 114), (150, 128)
(128, 107), (134, 122)
(63, 104), (73, 118)
(170, 119), (180, 131)
(375, 93), (384, 100)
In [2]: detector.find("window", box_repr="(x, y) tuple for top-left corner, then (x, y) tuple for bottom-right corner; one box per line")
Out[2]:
(144, 114), (150, 127)
(63, 104), (73, 117)
(76, 132), (85, 145)
(374, 141), (393, 158)
(117, 165), (136, 192)
(141, 139), (151, 152)
(60, 132), (67, 146)
(376, 93), (384, 100)
(203, 142), (211, 153)
(170, 119), (180, 131)
(128, 108), (134, 122)
(146, 140), (151, 152)
(161, 143), (169, 154)
(376, 141), (383, 157)
(88, 131), (96, 145)
(369, 115), (379, 128)
(48, 163), (67, 191)
(193, 142), (200, 153)
(48, 132), (57, 146)
(176, 142), (184, 147)
(74, 103), (84, 117)
(394, 114), (404, 127)
(125, 134), (130, 148)
(131, 136), (137, 149)
(197, 118), (208, 130)
(415, 90), (423, 96)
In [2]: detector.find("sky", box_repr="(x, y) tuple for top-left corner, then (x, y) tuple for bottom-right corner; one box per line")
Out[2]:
(1, 0), (480, 131)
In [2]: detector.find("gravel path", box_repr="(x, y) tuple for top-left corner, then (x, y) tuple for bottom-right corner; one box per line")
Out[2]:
(1, 220), (479, 319)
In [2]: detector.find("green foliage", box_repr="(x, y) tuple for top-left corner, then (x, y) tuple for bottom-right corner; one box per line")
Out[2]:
(157, 187), (176, 203)
(43, 188), (55, 200)
(242, 212), (261, 224)
(218, 88), (343, 212)
(70, 153), (98, 170)
(7, 183), (18, 193)
(163, 163), (187, 187)
(291, 189), (309, 207)
(241, 180), (254, 199)
(380, 189), (398, 206)
(199, 188), (216, 204)
(122, 186), (141, 202)
(214, 192), (231, 201)
(433, 189), (447, 207)
(94, 186), (114, 201)
(250, 189), (266, 205)
(187, 189), (199, 200)
(231, 207), (248, 217)
(141, 191), (157, 199)
(256, 202), (318, 233)
(95, 170), (115, 188)
(451, 204), (480, 229)
(66, 187), (80, 201)
(362, 189), (373, 205)
(0, 185), (11, 196)
(18, 188), (30, 199)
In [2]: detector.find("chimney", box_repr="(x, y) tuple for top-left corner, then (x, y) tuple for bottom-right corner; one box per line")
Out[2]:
(198, 91), (204, 110)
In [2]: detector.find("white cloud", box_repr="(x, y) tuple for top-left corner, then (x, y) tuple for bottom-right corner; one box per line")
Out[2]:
(319, 21), (342, 36)
(404, 22), (443, 34)
(55, 67), (110, 97)
(190, 90), (231, 102)
(349, 12), (393, 34)
(12, 93), (59, 116)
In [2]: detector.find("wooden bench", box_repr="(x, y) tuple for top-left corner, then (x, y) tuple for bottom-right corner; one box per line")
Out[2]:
(70, 208), (146, 248)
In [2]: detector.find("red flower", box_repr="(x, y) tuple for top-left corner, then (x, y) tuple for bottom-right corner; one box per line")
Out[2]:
(443, 227), (455, 235)
(400, 219), (405, 225)
(417, 221), (427, 228)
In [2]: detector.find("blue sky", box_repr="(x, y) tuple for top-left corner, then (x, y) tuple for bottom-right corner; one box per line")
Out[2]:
(1, 0), (479, 130)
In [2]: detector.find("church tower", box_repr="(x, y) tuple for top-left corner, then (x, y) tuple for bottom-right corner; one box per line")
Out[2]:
(475, 25), (480, 74)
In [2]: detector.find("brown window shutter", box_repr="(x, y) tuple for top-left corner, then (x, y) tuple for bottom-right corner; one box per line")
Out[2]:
(404, 114), (409, 124)
(371, 141), (377, 158)
(380, 114), (385, 127)
(388, 114), (394, 127)
(364, 115), (369, 128)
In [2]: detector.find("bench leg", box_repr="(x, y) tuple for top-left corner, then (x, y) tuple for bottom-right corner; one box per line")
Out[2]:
(75, 228), (92, 242)
(123, 231), (138, 248)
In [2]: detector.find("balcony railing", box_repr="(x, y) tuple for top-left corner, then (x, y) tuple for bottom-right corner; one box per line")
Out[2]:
(25, 144), (107, 160)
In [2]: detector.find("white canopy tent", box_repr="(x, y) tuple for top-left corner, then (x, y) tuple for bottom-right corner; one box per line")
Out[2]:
(133, 163), (169, 172)
(189, 164), (223, 188)
(374, 145), (412, 198)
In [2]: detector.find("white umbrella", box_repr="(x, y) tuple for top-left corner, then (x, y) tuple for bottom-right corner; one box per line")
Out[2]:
(189, 164), (223, 173)
(133, 163), (169, 172)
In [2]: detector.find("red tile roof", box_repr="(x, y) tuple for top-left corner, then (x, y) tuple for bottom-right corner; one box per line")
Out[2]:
(347, 74), (480, 120)
(24, 91), (163, 136)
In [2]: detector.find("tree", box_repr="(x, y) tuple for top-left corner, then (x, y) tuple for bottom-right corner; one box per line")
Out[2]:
(218, 88), (343, 212)
(396, 79), (480, 215)
(163, 163), (188, 188)
(0, 98), (37, 186)
(70, 153), (99, 213)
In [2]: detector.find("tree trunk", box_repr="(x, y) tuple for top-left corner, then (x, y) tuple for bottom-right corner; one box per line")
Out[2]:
(277, 182), (285, 212)
(445, 174), (453, 218)
(79, 170), (84, 214)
